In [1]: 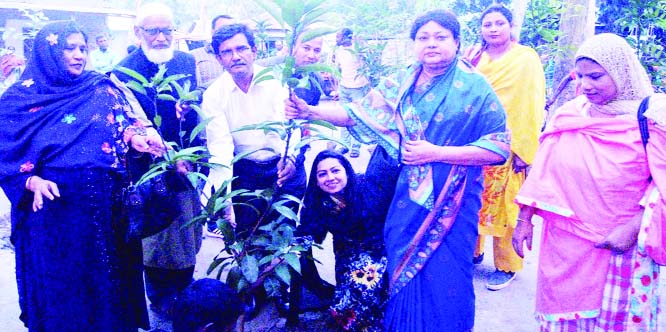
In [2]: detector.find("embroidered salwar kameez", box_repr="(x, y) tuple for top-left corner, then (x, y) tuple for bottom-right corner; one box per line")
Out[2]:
(475, 44), (545, 272)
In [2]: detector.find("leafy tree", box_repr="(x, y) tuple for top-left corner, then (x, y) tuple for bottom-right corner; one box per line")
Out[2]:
(520, 0), (563, 57)
(598, 0), (666, 91)
(252, 19), (272, 59)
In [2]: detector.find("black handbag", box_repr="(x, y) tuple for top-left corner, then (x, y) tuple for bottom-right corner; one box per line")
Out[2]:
(121, 149), (193, 242)
(123, 171), (182, 241)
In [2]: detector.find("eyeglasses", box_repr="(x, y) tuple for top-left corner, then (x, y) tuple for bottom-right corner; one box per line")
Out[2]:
(218, 45), (252, 59)
(139, 27), (175, 37)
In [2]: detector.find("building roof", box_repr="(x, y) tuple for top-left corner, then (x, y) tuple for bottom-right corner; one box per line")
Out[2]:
(0, 1), (135, 17)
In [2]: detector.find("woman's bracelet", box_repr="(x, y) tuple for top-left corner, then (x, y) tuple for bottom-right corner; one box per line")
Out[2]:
(25, 175), (34, 190)
(517, 217), (533, 225)
(304, 104), (312, 119)
(124, 126), (148, 144)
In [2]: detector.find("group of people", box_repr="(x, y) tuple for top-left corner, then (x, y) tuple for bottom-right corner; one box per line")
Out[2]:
(0, 1), (663, 332)
(285, 4), (664, 332)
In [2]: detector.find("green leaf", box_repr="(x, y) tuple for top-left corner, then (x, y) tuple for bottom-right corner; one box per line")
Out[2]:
(240, 255), (259, 283)
(154, 114), (162, 127)
(254, 0), (285, 30)
(275, 264), (291, 284)
(303, 0), (327, 14)
(308, 119), (337, 130)
(296, 62), (336, 75)
(151, 64), (168, 84)
(218, 219), (236, 243)
(229, 241), (244, 252)
(284, 253), (300, 274)
(233, 120), (285, 134)
(189, 118), (211, 145)
(207, 255), (233, 275)
(135, 169), (167, 186)
(114, 66), (149, 85)
(175, 146), (208, 157)
(161, 74), (189, 92)
(124, 80), (147, 96)
(258, 221), (277, 232)
(252, 236), (272, 247)
(263, 277), (282, 297)
(286, 77), (300, 88)
(276, 194), (302, 205)
(157, 93), (176, 102)
(253, 66), (276, 83)
(273, 204), (298, 222)
(185, 171), (206, 188)
(236, 277), (250, 292)
(282, 0), (305, 29)
(258, 254), (275, 266)
(298, 26), (336, 44)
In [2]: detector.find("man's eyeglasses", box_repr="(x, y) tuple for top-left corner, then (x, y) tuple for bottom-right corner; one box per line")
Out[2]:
(218, 45), (252, 59)
(139, 27), (175, 37)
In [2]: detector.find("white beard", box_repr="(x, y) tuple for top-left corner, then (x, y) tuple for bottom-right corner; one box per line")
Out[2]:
(141, 42), (175, 64)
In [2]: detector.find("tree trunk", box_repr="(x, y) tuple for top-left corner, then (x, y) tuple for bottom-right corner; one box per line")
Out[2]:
(512, 0), (529, 41)
(549, 0), (596, 114)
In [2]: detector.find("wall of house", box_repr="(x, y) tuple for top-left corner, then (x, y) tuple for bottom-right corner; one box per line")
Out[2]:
(0, 7), (135, 62)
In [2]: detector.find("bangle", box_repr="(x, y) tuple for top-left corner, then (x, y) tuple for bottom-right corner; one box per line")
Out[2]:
(517, 217), (533, 225)
(125, 126), (148, 145)
(25, 175), (34, 190)
(305, 105), (312, 119)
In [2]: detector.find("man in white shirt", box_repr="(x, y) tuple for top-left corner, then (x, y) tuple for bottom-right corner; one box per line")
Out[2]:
(201, 23), (304, 237)
(89, 33), (120, 74)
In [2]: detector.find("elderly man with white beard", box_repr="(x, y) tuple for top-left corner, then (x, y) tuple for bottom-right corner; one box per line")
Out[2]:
(112, 2), (203, 318)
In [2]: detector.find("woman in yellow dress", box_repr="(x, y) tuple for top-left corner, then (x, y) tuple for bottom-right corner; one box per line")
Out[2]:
(466, 4), (545, 290)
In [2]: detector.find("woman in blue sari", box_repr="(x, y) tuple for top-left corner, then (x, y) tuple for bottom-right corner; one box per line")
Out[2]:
(285, 10), (509, 331)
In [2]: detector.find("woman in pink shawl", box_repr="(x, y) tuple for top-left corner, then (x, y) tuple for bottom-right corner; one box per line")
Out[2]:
(512, 33), (665, 331)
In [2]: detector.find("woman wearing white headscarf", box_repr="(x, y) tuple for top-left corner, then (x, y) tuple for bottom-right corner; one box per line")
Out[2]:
(512, 33), (665, 331)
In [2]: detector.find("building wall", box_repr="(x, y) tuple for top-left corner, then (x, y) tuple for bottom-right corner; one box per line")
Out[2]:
(0, 7), (135, 62)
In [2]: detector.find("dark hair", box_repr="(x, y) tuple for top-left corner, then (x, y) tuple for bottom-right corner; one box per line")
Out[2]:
(211, 14), (233, 30)
(410, 9), (460, 41)
(480, 4), (513, 25)
(211, 23), (255, 55)
(172, 279), (242, 332)
(341, 28), (353, 40)
(57, 21), (88, 44)
(303, 150), (357, 208)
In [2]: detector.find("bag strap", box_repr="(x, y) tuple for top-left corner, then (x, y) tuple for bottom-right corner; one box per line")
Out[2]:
(638, 96), (651, 182)
(638, 96), (651, 148)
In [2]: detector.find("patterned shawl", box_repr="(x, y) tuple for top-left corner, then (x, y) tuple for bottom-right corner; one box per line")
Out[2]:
(575, 33), (653, 115)
(0, 21), (134, 200)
